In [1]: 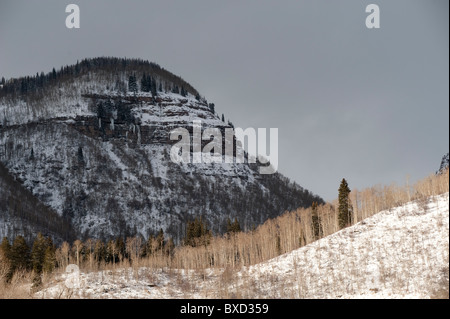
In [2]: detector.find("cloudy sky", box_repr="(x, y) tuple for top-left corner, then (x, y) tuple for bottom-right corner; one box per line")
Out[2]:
(0, 0), (448, 200)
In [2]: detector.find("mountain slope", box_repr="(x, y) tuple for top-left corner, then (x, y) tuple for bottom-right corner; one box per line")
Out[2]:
(0, 57), (323, 241)
(0, 161), (75, 243)
(38, 193), (449, 299)
(241, 192), (449, 298)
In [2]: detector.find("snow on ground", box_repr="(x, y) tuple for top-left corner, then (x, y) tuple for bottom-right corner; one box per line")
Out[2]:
(37, 193), (449, 299)
(240, 193), (449, 299)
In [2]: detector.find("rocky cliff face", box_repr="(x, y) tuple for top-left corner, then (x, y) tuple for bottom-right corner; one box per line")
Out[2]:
(0, 58), (323, 242)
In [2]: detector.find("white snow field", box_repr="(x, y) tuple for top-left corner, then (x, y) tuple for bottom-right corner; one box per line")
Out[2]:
(38, 193), (449, 299)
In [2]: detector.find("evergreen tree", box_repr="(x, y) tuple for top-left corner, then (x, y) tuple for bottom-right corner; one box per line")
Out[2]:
(140, 73), (147, 92)
(164, 237), (175, 257)
(128, 74), (138, 93)
(30, 148), (35, 161)
(106, 240), (118, 264)
(10, 236), (30, 271)
(208, 103), (215, 114)
(31, 233), (49, 288)
(184, 217), (211, 247)
(144, 235), (155, 257)
(94, 240), (106, 264)
(311, 202), (322, 240)
(0, 237), (12, 281)
(115, 237), (126, 261)
(140, 73), (151, 92)
(226, 218), (241, 234)
(172, 85), (180, 94)
(96, 101), (104, 119)
(20, 79), (27, 94)
(1, 77), (5, 86)
(221, 114), (225, 122)
(31, 233), (47, 275)
(77, 146), (84, 165)
(156, 228), (165, 252)
(150, 77), (157, 96)
(75, 60), (80, 75)
(0, 237), (11, 259)
(338, 178), (353, 229)
(42, 243), (56, 273)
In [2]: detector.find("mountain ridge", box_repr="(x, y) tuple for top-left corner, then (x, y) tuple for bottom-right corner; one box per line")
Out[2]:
(0, 57), (323, 242)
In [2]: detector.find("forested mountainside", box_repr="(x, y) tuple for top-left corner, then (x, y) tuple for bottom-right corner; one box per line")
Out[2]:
(0, 57), (323, 242)
(0, 161), (75, 243)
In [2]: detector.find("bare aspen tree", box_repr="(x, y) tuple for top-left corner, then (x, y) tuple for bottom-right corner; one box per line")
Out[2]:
(60, 242), (70, 269)
(73, 240), (83, 267)
(85, 239), (94, 271)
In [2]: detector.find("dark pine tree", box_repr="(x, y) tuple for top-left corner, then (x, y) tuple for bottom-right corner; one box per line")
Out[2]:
(0, 237), (13, 282)
(115, 237), (126, 261)
(311, 202), (322, 240)
(42, 245), (57, 273)
(184, 217), (211, 247)
(226, 218), (241, 234)
(164, 237), (175, 257)
(140, 73), (147, 92)
(10, 236), (30, 272)
(156, 228), (165, 252)
(77, 146), (85, 166)
(31, 233), (49, 287)
(338, 178), (353, 229)
(233, 218), (241, 232)
(151, 77), (157, 96)
(140, 73), (151, 92)
(128, 74), (138, 93)
(0, 237), (11, 259)
(31, 233), (48, 275)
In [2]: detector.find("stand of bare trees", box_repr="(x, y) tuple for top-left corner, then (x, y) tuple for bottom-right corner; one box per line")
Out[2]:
(1, 168), (448, 293)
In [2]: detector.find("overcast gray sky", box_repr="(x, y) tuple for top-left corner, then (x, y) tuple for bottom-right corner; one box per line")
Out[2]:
(0, 0), (448, 200)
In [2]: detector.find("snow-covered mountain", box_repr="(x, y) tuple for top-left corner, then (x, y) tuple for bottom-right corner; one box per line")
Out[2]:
(0, 57), (323, 241)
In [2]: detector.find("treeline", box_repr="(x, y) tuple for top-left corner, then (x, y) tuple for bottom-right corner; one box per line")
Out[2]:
(0, 234), (56, 287)
(2, 169), (447, 282)
(127, 73), (191, 98)
(0, 57), (199, 99)
(0, 216), (243, 287)
(0, 228), (176, 287)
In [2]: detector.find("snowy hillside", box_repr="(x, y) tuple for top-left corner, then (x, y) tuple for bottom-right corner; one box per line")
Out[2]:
(38, 193), (449, 299)
(0, 58), (322, 241)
